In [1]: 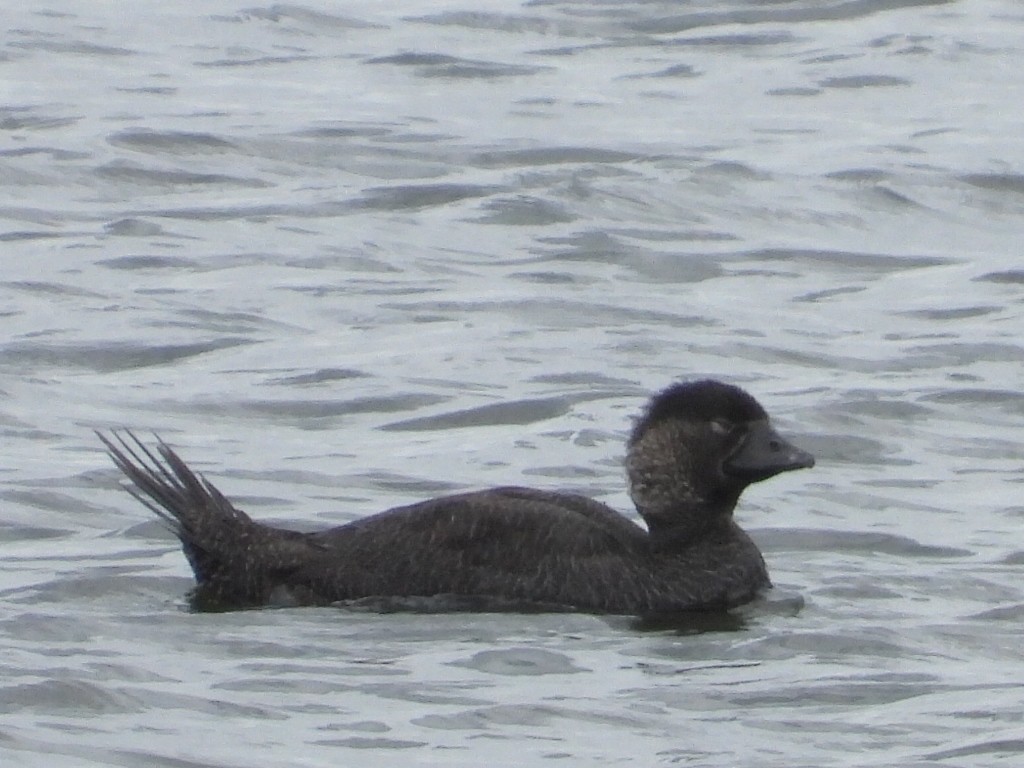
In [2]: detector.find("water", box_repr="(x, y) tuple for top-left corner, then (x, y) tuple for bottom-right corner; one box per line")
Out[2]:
(2, 0), (1023, 765)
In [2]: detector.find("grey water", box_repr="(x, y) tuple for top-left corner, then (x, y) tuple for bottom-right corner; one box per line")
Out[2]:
(2, 0), (1023, 765)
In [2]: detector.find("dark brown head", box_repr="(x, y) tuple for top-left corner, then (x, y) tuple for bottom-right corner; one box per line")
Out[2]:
(625, 380), (814, 540)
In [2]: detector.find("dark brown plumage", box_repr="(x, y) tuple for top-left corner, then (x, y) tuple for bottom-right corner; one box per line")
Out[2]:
(99, 380), (814, 615)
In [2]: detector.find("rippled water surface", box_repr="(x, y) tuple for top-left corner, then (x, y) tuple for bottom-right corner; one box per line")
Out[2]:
(3, 1), (1024, 766)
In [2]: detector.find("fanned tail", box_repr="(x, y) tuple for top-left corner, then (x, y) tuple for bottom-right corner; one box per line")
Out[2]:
(99, 430), (323, 610)
(97, 430), (249, 539)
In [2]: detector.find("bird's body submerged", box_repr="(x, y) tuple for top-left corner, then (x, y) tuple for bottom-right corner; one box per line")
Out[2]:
(100, 380), (814, 616)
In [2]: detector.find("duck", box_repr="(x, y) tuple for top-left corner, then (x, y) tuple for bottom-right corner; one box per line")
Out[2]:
(98, 379), (814, 616)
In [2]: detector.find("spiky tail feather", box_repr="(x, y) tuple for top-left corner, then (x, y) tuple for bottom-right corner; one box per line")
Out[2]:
(99, 430), (321, 610)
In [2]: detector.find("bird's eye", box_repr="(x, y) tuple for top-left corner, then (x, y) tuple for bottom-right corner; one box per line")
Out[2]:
(710, 418), (732, 435)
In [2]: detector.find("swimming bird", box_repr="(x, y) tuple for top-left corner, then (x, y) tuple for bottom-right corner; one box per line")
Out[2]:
(99, 380), (814, 616)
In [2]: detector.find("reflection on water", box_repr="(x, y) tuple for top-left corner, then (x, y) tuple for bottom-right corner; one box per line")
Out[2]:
(2, 0), (1023, 766)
